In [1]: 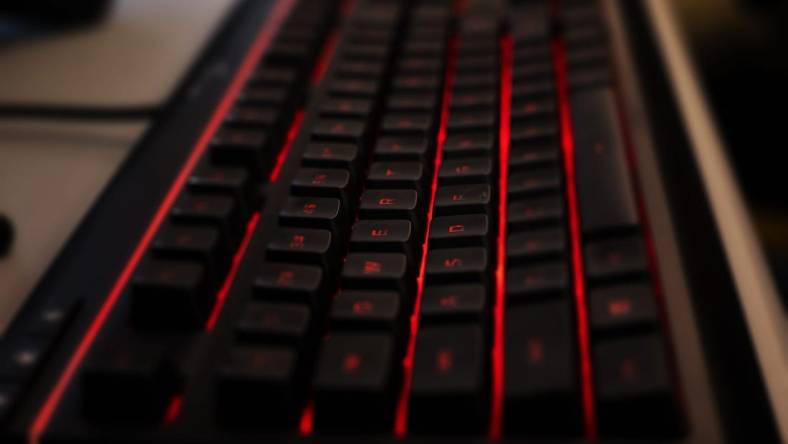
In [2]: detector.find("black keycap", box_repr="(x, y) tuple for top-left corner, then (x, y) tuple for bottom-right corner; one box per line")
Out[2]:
(374, 136), (430, 161)
(508, 143), (559, 171)
(302, 142), (360, 171)
(398, 56), (443, 74)
(506, 228), (565, 264)
(409, 325), (486, 432)
(507, 167), (562, 197)
(210, 127), (269, 176)
(320, 98), (373, 118)
(187, 165), (259, 216)
(342, 253), (411, 294)
(510, 97), (556, 122)
(447, 110), (496, 133)
(312, 118), (367, 143)
(82, 338), (179, 422)
(454, 73), (497, 91)
(350, 219), (415, 258)
(572, 88), (639, 234)
(343, 43), (389, 61)
(510, 121), (558, 144)
(238, 86), (290, 106)
(171, 193), (243, 246)
(589, 283), (658, 332)
(439, 158), (493, 185)
(425, 247), (489, 285)
(131, 259), (211, 328)
(381, 113), (434, 135)
(216, 345), (303, 427)
(266, 227), (333, 268)
(253, 262), (324, 308)
(443, 132), (495, 158)
(336, 60), (385, 78)
(420, 285), (487, 323)
(393, 73), (441, 92)
(430, 214), (489, 248)
(330, 290), (402, 330)
(328, 78), (380, 97)
(248, 66), (296, 86)
(594, 335), (679, 437)
(506, 262), (568, 302)
(455, 54), (497, 73)
(367, 162), (425, 191)
(513, 61), (554, 83)
(584, 236), (648, 281)
(291, 168), (354, 208)
(151, 224), (227, 279)
(359, 189), (421, 229)
(313, 333), (396, 430)
(434, 184), (492, 215)
(451, 90), (496, 110)
(224, 106), (280, 128)
(279, 196), (343, 235)
(387, 93), (438, 112)
(504, 301), (580, 434)
(507, 194), (564, 229)
(236, 302), (311, 345)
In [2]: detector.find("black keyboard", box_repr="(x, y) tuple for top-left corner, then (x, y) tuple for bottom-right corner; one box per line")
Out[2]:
(1, 0), (723, 442)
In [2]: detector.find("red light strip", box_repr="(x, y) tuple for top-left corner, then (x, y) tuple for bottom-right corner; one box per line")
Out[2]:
(27, 1), (296, 443)
(393, 34), (458, 438)
(298, 400), (315, 436)
(268, 110), (305, 183)
(204, 212), (261, 331)
(489, 34), (512, 440)
(552, 38), (598, 440)
(310, 31), (340, 85)
(162, 395), (184, 426)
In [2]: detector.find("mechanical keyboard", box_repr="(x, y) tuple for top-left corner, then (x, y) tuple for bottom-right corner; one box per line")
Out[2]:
(1, 0), (782, 442)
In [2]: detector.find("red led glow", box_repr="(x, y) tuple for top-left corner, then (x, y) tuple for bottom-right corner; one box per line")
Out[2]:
(552, 38), (598, 440)
(27, 1), (296, 443)
(268, 110), (305, 183)
(489, 34), (512, 441)
(310, 30), (340, 84)
(393, 34), (458, 438)
(162, 395), (184, 425)
(298, 400), (315, 436)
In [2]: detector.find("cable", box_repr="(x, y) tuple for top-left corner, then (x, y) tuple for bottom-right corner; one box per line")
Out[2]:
(0, 103), (160, 121)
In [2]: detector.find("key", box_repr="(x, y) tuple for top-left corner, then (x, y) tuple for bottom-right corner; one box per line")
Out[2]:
(513, 61), (554, 83)
(510, 121), (558, 144)
(594, 335), (679, 437)
(420, 285), (487, 323)
(236, 302), (311, 345)
(374, 136), (430, 161)
(320, 98), (372, 118)
(328, 78), (380, 97)
(571, 88), (639, 234)
(290, 168), (354, 208)
(279, 196), (343, 236)
(367, 162), (425, 191)
(171, 193), (243, 247)
(506, 262), (568, 302)
(302, 142), (360, 171)
(224, 106), (280, 129)
(336, 60), (385, 78)
(434, 184), (492, 215)
(248, 66), (296, 86)
(506, 228), (565, 264)
(451, 90), (497, 110)
(398, 57), (443, 74)
(342, 44), (389, 61)
(387, 93), (438, 112)
(453, 73), (497, 91)
(359, 189), (421, 230)
(381, 113), (435, 135)
(330, 290), (402, 330)
(350, 219), (415, 258)
(266, 227), (334, 269)
(409, 325), (486, 432)
(507, 167), (562, 197)
(82, 338), (179, 422)
(455, 54), (497, 73)
(312, 118), (367, 143)
(216, 345), (304, 427)
(253, 262), (324, 308)
(151, 224), (227, 280)
(507, 194), (564, 229)
(342, 253), (411, 294)
(238, 86), (290, 106)
(504, 301), (580, 434)
(439, 158), (493, 185)
(447, 110), (496, 133)
(443, 132), (495, 158)
(187, 165), (259, 217)
(210, 127), (269, 176)
(589, 283), (658, 332)
(584, 236), (648, 281)
(429, 214), (490, 248)
(131, 259), (211, 328)
(393, 73), (441, 92)
(508, 143), (559, 171)
(313, 333), (396, 431)
(425, 247), (489, 285)
(510, 97), (556, 122)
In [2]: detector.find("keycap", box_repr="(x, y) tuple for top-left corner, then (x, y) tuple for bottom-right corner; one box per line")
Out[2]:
(571, 88), (639, 234)
(429, 214), (490, 248)
(224, 106), (280, 128)
(507, 167), (562, 197)
(393, 73), (441, 91)
(434, 184), (492, 215)
(279, 196), (343, 236)
(504, 301), (581, 434)
(510, 121), (558, 144)
(290, 168), (354, 208)
(409, 325), (486, 432)
(381, 113), (435, 135)
(342, 253), (411, 294)
(506, 262), (568, 302)
(187, 165), (259, 216)
(302, 142), (360, 171)
(584, 235), (649, 280)
(82, 338), (179, 422)
(320, 98), (373, 118)
(589, 283), (659, 332)
(420, 285), (487, 323)
(248, 66), (297, 86)
(398, 56), (443, 74)
(510, 97), (556, 122)
(329, 78), (380, 97)
(594, 335), (679, 437)
(447, 110), (496, 132)
(374, 136), (430, 161)
(387, 93), (439, 112)
(331, 290), (402, 330)
(367, 161), (425, 191)
(210, 128), (269, 176)
(170, 193), (243, 247)
(336, 60), (385, 78)
(313, 333), (396, 430)
(507, 194), (564, 229)
(151, 224), (227, 279)
(253, 262), (324, 308)
(508, 143), (559, 171)
(216, 345), (303, 427)
(131, 259), (211, 328)
(443, 133), (495, 158)
(236, 302), (312, 345)
(359, 189), (421, 229)
(350, 219), (415, 258)
(451, 90), (496, 109)
(238, 86), (290, 106)
(266, 227), (334, 269)
(439, 158), (493, 185)
(453, 73), (497, 91)
(506, 228), (565, 264)
(312, 118), (367, 143)
(425, 247), (489, 285)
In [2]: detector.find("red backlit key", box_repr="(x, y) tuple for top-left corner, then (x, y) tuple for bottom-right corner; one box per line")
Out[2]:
(238, 86), (289, 106)
(290, 168), (354, 208)
(328, 78), (380, 98)
(170, 193), (243, 247)
(236, 302), (311, 346)
(248, 66), (297, 86)
(359, 189), (421, 230)
(508, 143), (560, 171)
(253, 262), (323, 308)
(429, 214), (490, 248)
(381, 112), (435, 135)
(510, 121), (558, 145)
(151, 223), (227, 282)
(313, 333), (396, 431)
(420, 284), (487, 323)
(367, 161), (425, 191)
(374, 136), (430, 161)
(584, 235), (649, 281)
(350, 219), (415, 258)
(506, 262), (569, 302)
(442, 132), (495, 158)
(392, 73), (441, 92)
(266, 227), (334, 269)
(224, 106), (280, 129)
(506, 227), (566, 264)
(447, 110), (496, 133)
(425, 247), (489, 285)
(451, 90), (497, 110)
(409, 325), (486, 432)
(434, 184), (492, 215)
(387, 92), (438, 113)
(507, 194), (564, 229)
(302, 142), (360, 172)
(589, 283), (658, 332)
(439, 158), (493, 185)
(312, 118), (367, 143)
(279, 196), (343, 236)
(330, 290), (402, 330)
(210, 127), (269, 177)
(342, 253), (411, 295)
(507, 167), (563, 197)
(187, 165), (259, 217)
(504, 301), (580, 434)
(130, 259), (211, 328)
(320, 98), (372, 118)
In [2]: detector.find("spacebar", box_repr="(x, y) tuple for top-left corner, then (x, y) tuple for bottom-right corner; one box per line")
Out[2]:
(570, 87), (639, 235)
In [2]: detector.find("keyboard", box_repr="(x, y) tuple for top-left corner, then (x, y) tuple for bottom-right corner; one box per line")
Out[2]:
(2, 0), (765, 442)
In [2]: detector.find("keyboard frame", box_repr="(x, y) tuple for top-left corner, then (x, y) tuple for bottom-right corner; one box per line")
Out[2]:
(0, 0), (781, 442)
